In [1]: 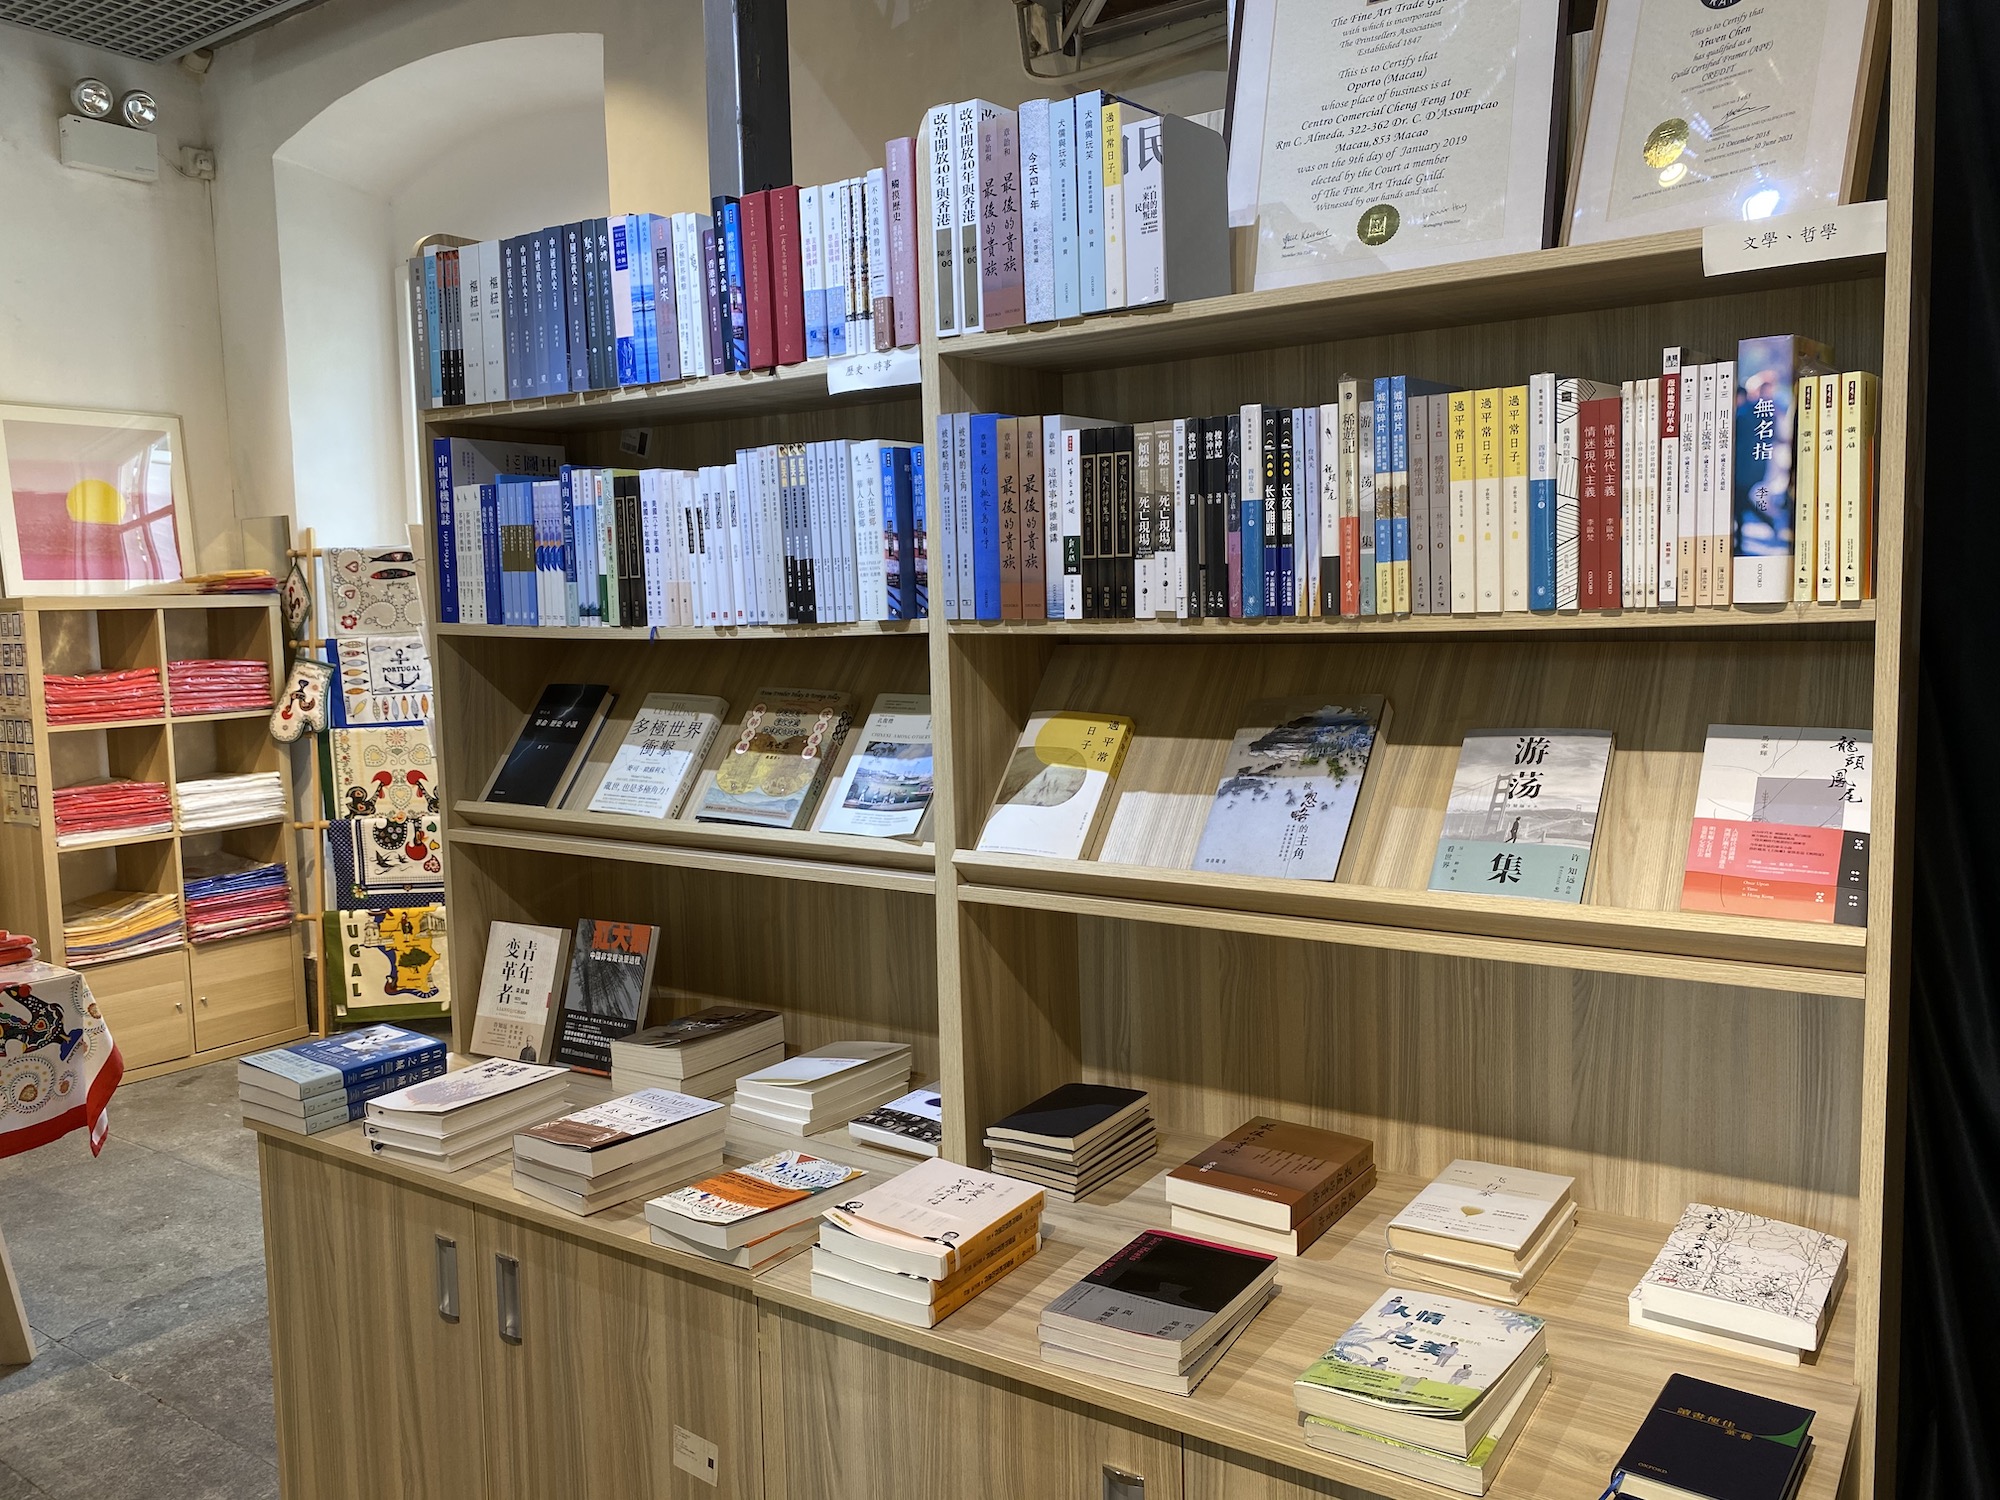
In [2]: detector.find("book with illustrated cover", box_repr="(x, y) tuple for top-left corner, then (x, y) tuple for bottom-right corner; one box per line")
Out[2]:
(327, 725), (437, 820)
(1682, 726), (1870, 925)
(975, 711), (1134, 860)
(848, 1084), (943, 1158)
(1429, 729), (1614, 902)
(238, 1024), (445, 1101)
(611, 1006), (784, 1078)
(469, 920), (569, 1061)
(815, 694), (934, 839)
(365, 1057), (567, 1121)
(1614, 1374), (1815, 1500)
(648, 1151), (866, 1249)
(584, 693), (727, 819)
(334, 905), (450, 1020)
(1165, 1117), (1374, 1231)
(482, 683), (615, 808)
(1300, 1357), (1549, 1495)
(1192, 698), (1389, 880)
(694, 688), (853, 829)
(1634, 1202), (1849, 1354)
(514, 1088), (724, 1174)
(548, 919), (659, 1074)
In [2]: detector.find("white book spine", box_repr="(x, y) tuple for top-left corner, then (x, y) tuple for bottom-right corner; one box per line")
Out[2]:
(1061, 428), (1084, 620)
(679, 471), (701, 627)
(954, 102), (985, 333)
(1503, 391), (1530, 614)
(846, 179), (867, 356)
(1659, 359), (1682, 608)
(1645, 377), (1662, 610)
(459, 246), (484, 405)
(934, 415), (958, 620)
(821, 184), (847, 355)
(1123, 117), (1165, 307)
(1713, 360), (1735, 605)
(865, 168), (890, 352)
(760, 447), (783, 625)
(1450, 395), (1476, 614)
(926, 104), (958, 337)
(1678, 366), (1700, 605)
(729, 462), (751, 626)
(1619, 380), (1636, 610)
(1172, 417), (1189, 620)
(953, 412), (975, 619)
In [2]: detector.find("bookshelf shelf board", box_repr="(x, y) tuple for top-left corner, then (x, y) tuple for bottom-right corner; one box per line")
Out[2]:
(952, 853), (1868, 999)
(52, 826), (177, 854)
(45, 716), (165, 735)
(427, 359), (916, 432)
(753, 1130), (1859, 1500)
(944, 227), (1887, 374)
(177, 814), (289, 837)
(166, 707), (275, 726)
(433, 620), (925, 644)
(948, 602), (1876, 641)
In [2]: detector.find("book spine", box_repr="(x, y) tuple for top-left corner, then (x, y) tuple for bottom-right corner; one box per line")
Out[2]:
(677, 215), (706, 377)
(972, 415), (1002, 620)
(769, 189), (805, 367)
(1241, 405), (1265, 618)
(633, 215), (656, 384)
(1448, 390), (1475, 613)
(1050, 96), (1081, 321)
(720, 198), (750, 371)
(432, 440), (459, 624)
(1021, 420), (1046, 620)
(606, 218), (634, 386)
(1711, 359), (1734, 604)
(1643, 376), (1661, 608)
(1814, 372), (1840, 600)
(581, 221), (605, 387)
(887, 136), (921, 348)
(878, 445), (902, 621)
(1501, 383), (1529, 613)
(823, 180), (849, 356)
(1619, 380), (1636, 608)
(1428, 393), (1451, 615)
(1061, 426), (1085, 620)
(1296, 409), (1314, 617)
(1472, 388), (1500, 613)
(979, 109), (1025, 332)
(1659, 359), (1681, 607)
(1100, 101), (1125, 310)
(954, 412), (976, 618)
(653, 217), (682, 383)
(741, 190), (775, 371)
(1077, 91), (1106, 315)
(1042, 418), (1065, 620)
(925, 106), (958, 338)
(1318, 405), (1340, 616)
(1205, 416), (1228, 618)
(559, 469), (581, 625)
(1173, 417), (1192, 619)
(422, 248), (443, 405)
(1408, 395), (1430, 615)
(955, 104), (984, 333)
(542, 228), (570, 395)
(407, 257), (430, 410)
(1124, 116), (1165, 308)
(478, 484), (500, 623)
(1528, 376), (1555, 612)
(1115, 426), (1136, 618)
(1792, 374), (1819, 603)
(1359, 395), (1379, 615)
(801, 185), (827, 359)
(701, 224), (726, 375)
(1133, 420), (1155, 618)
(1390, 378), (1411, 616)
(866, 167), (892, 351)
(454, 484), (485, 626)
(1020, 99), (1054, 325)
(563, 223), (590, 392)
(459, 243), (483, 404)
(1278, 409), (1296, 615)
(911, 442), (928, 618)
(1225, 416), (1243, 618)
(1839, 371), (1879, 600)
(934, 415), (958, 619)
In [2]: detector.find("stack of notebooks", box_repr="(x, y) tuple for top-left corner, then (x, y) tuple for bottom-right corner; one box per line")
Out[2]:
(729, 1040), (912, 1142)
(60, 889), (182, 965)
(236, 1024), (446, 1135)
(1612, 1374), (1816, 1500)
(813, 1157), (1044, 1328)
(1384, 1161), (1579, 1304)
(511, 1089), (727, 1215)
(1040, 1229), (1279, 1395)
(983, 1083), (1156, 1202)
(362, 1058), (570, 1171)
(1629, 1203), (1848, 1365)
(166, 658), (272, 713)
(646, 1150), (866, 1271)
(182, 854), (292, 943)
(608, 1005), (785, 1101)
(1164, 1117), (1376, 1256)
(175, 771), (288, 832)
(847, 1083), (943, 1158)
(41, 668), (164, 724)
(51, 779), (172, 845)
(1294, 1289), (1551, 1495)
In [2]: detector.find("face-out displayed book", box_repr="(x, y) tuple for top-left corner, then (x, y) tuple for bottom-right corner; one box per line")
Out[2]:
(582, 693), (729, 819)
(693, 688), (853, 829)
(848, 1084), (943, 1159)
(1430, 729), (1614, 903)
(1294, 1289), (1549, 1494)
(646, 1151), (868, 1271)
(1040, 1229), (1279, 1396)
(813, 693), (935, 840)
(815, 1157), (1045, 1328)
(975, 711), (1135, 861)
(1193, 698), (1390, 880)
(983, 1082), (1156, 1202)
(729, 1040), (913, 1137)
(362, 1058), (571, 1172)
(235, 1024), (446, 1136)
(481, 683), (615, 808)
(546, 919), (660, 1075)
(1612, 1373), (1815, 1500)
(1681, 727), (1870, 926)
(1629, 1203), (1849, 1365)
(608, 1004), (785, 1101)
(1164, 1117), (1376, 1257)
(1385, 1160), (1578, 1306)
(510, 1088), (727, 1216)
(469, 920), (570, 1062)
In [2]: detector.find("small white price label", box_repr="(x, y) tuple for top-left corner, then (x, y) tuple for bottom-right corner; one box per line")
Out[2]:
(826, 345), (921, 395)
(673, 1425), (719, 1487)
(1702, 200), (1888, 277)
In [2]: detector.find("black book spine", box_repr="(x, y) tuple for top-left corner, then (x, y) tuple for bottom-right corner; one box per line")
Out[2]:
(1096, 436), (1117, 620)
(443, 250), (462, 406)
(1079, 428), (1100, 619)
(563, 223), (590, 392)
(1261, 407), (1279, 618)
(1278, 408), (1296, 616)
(1186, 417), (1205, 618)
(1113, 426), (1135, 619)
(802, 442), (821, 626)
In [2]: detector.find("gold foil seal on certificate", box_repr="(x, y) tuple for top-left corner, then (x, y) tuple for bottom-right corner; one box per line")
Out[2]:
(1357, 203), (1401, 247)
(1644, 119), (1690, 169)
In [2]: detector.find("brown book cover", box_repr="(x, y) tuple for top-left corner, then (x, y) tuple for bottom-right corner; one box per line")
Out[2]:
(740, 189), (775, 372)
(1167, 1117), (1374, 1228)
(1020, 418), (1046, 620)
(999, 417), (1023, 618)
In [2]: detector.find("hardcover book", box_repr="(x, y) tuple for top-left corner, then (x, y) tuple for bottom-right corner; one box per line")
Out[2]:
(481, 683), (614, 808)
(1192, 697), (1389, 880)
(694, 688), (853, 830)
(814, 693), (933, 839)
(1429, 729), (1614, 902)
(1613, 1373), (1815, 1500)
(1635, 1202), (1849, 1353)
(584, 693), (728, 820)
(1165, 1117), (1374, 1231)
(975, 711), (1134, 861)
(1387, 1160), (1577, 1264)
(548, 919), (660, 1075)
(469, 920), (570, 1062)
(1042, 1229), (1277, 1351)
(327, 725), (437, 820)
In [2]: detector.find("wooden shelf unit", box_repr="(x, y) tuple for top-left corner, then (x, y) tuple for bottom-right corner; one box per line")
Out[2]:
(0, 594), (310, 1079)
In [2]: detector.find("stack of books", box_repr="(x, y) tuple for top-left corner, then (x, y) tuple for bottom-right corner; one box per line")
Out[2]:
(646, 1150), (866, 1270)
(60, 889), (182, 965)
(362, 1058), (570, 1171)
(236, 1024), (446, 1135)
(182, 855), (292, 943)
(729, 1040), (911, 1142)
(510, 1088), (727, 1215)
(166, 658), (272, 713)
(174, 771), (287, 832)
(847, 1083), (943, 1158)
(609, 1005), (785, 1101)
(51, 779), (172, 845)
(1629, 1203), (1848, 1364)
(1164, 1117), (1376, 1256)
(813, 1158), (1044, 1328)
(1384, 1161), (1578, 1304)
(1612, 1374), (1816, 1500)
(41, 668), (163, 724)
(983, 1083), (1155, 1201)
(1293, 1289), (1551, 1495)
(1040, 1229), (1279, 1395)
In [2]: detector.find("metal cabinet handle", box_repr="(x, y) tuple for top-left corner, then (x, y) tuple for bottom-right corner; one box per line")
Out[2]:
(494, 1253), (521, 1344)
(1103, 1467), (1145, 1500)
(434, 1234), (458, 1322)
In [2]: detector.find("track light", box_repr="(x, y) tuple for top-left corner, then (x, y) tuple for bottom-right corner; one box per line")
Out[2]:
(118, 91), (158, 129)
(70, 78), (112, 118)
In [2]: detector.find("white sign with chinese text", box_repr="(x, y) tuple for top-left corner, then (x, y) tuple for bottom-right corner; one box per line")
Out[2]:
(826, 346), (921, 396)
(1702, 200), (1888, 278)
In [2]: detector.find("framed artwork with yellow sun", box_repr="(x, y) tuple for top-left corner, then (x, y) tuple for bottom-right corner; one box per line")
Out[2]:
(0, 404), (194, 597)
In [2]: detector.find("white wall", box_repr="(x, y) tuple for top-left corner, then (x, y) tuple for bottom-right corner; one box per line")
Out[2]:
(0, 23), (239, 570)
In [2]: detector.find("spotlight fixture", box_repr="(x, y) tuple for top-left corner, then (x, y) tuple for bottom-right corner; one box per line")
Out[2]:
(118, 91), (159, 130)
(70, 78), (113, 118)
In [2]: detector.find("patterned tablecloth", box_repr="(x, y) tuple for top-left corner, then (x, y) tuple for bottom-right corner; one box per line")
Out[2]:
(0, 962), (122, 1158)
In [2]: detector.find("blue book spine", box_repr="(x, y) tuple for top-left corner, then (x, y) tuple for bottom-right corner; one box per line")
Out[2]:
(1050, 97), (1081, 320)
(423, 252), (443, 403)
(633, 213), (653, 383)
(304, 1056), (447, 1112)
(1077, 92), (1106, 315)
(880, 445), (903, 621)
(608, 219), (634, 386)
(512, 478), (534, 627)
(721, 201), (750, 372)
(642, 214), (662, 383)
(1373, 379), (1394, 605)
(431, 438), (459, 624)
(564, 223), (590, 392)
(971, 414), (1003, 620)
(558, 468), (580, 625)
(480, 484), (502, 624)
(1243, 419), (1266, 619)
(253, 1037), (447, 1101)
(1390, 377), (1412, 592)
(910, 442), (928, 619)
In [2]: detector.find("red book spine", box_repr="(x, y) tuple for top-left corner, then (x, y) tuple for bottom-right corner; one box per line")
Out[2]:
(1578, 399), (1609, 609)
(770, 186), (806, 366)
(741, 190), (775, 371)
(886, 136), (920, 349)
(1596, 395), (1623, 609)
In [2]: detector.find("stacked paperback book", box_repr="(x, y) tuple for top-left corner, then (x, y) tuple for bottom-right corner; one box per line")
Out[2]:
(42, 668), (163, 724)
(813, 1157), (1044, 1328)
(983, 1083), (1156, 1202)
(729, 1040), (912, 1142)
(175, 771), (287, 832)
(60, 889), (182, 965)
(236, 1024), (446, 1135)
(1164, 1118), (1376, 1256)
(51, 779), (172, 845)
(363, 1058), (570, 1171)
(182, 854), (292, 943)
(1384, 1161), (1579, 1305)
(646, 1150), (865, 1271)
(1040, 1229), (1279, 1395)
(609, 1005), (785, 1101)
(847, 1084), (943, 1159)
(1629, 1203), (1848, 1365)
(511, 1089), (727, 1215)
(165, 658), (272, 713)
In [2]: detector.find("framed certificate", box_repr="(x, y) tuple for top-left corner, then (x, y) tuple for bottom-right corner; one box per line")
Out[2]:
(1231, 0), (1565, 289)
(1566, 0), (1885, 245)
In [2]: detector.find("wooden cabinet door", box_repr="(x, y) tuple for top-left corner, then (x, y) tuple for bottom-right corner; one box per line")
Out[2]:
(259, 1140), (489, 1500)
(88, 947), (190, 1068)
(190, 928), (301, 1052)
(471, 1212), (764, 1500)
(759, 1304), (1185, 1500)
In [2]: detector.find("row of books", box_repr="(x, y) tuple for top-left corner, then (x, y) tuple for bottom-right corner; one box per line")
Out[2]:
(436, 444), (928, 630)
(923, 95), (1228, 337)
(932, 340), (1881, 622)
(411, 146), (926, 409)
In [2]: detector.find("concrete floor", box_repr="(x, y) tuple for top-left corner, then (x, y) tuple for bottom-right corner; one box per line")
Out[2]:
(0, 1060), (279, 1499)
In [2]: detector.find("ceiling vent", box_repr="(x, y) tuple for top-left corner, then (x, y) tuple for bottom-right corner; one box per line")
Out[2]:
(0, 0), (329, 61)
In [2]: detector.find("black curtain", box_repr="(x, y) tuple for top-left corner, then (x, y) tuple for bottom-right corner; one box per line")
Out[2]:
(1898, 0), (2000, 1492)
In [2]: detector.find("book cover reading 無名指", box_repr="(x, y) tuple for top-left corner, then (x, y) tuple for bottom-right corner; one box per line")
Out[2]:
(1192, 697), (1389, 880)
(469, 920), (569, 1062)
(583, 693), (727, 820)
(814, 693), (934, 839)
(548, 919), (659, 1074)
(694, 688), (853, 830)
(1429, 729), (1613, 902)
(482, 683), (615, 808)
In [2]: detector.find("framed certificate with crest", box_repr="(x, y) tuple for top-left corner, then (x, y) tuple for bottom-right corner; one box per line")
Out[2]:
(1565, 0), (1886, 245)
